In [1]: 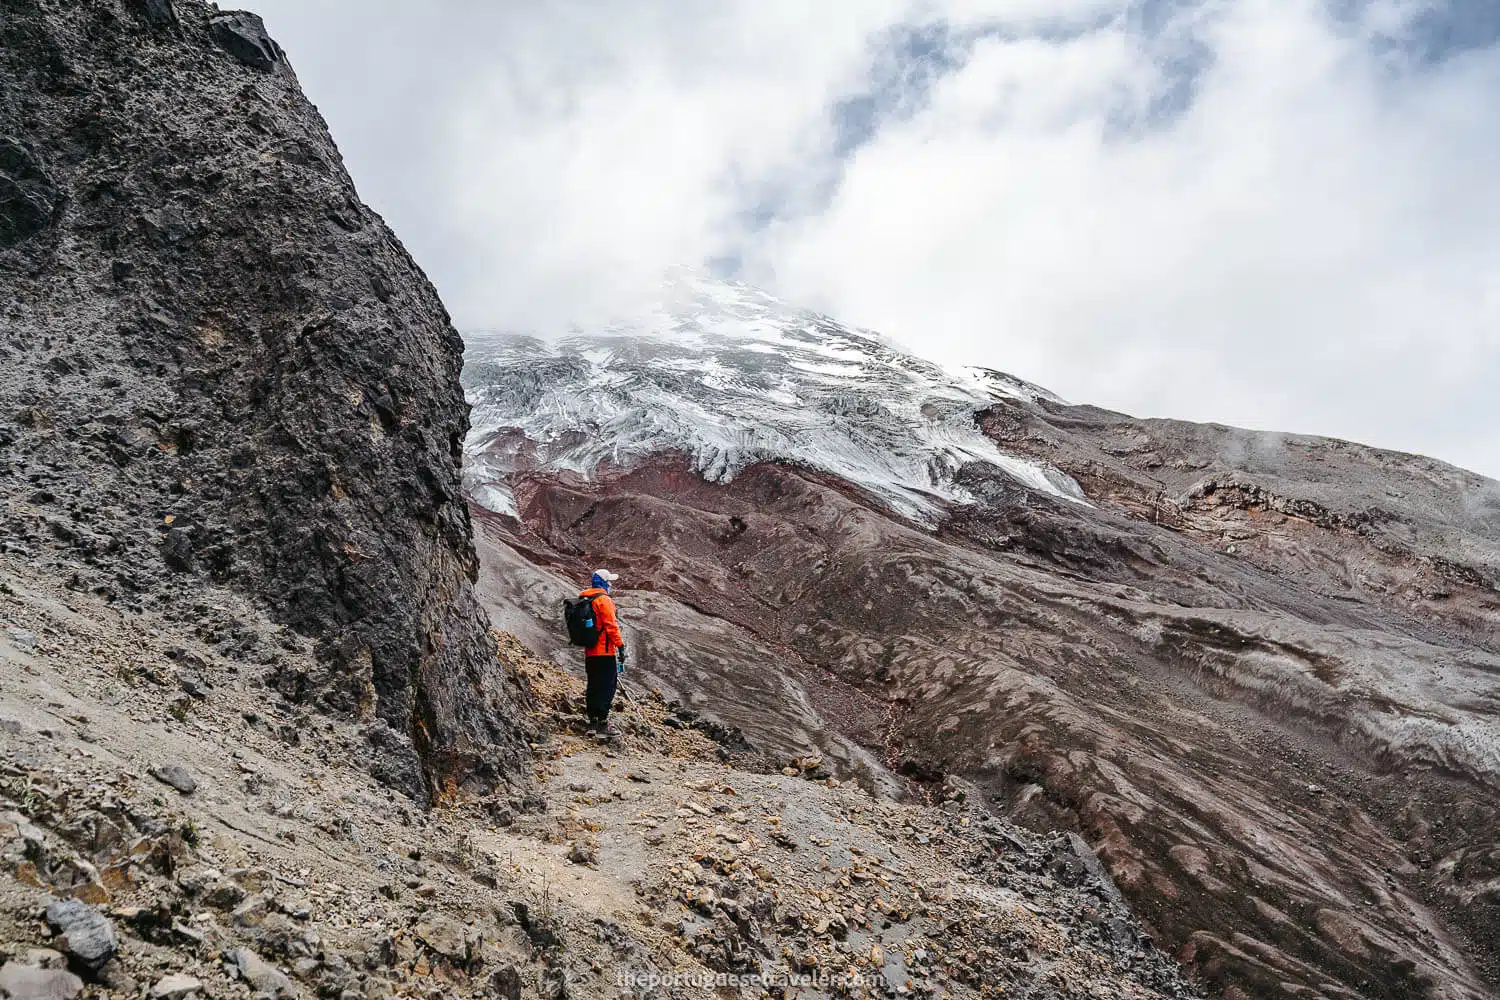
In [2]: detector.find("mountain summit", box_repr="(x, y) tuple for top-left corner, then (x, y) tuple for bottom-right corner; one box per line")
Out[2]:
(463, 272), (1085, 523)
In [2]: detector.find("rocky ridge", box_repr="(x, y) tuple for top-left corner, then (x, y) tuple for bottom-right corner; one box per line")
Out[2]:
(0, 0), (529, 801)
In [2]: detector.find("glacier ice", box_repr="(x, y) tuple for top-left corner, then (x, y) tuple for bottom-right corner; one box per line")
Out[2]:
(461, 272), (1087, 524)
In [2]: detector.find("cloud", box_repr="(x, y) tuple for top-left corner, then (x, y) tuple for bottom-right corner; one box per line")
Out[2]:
(243, 0), (1500, 479)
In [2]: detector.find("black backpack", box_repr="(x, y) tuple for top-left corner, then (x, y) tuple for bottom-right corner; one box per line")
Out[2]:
(563, 593), (602, 647)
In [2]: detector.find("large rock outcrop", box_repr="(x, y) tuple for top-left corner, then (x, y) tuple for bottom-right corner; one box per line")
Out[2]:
(0, 0), (530, 800)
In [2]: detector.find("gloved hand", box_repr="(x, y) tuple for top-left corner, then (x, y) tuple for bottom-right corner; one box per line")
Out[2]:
(616, 645), (627, 671)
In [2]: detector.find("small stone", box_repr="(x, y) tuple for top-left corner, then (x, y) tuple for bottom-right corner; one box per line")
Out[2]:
(626, 771), (651, 784)
(202, 881), (247, 910)
(567, 841), (598, 866)
(150, 973), (204, 999)
(100, 966), (138, 994)
(414, 914), (469, 961)
(67, 881), (111, 906)
(226, 948), (294, 999)
(44, 899), (117, 973)
(231, 895), (270, 927)
(0, 962), (84, 1000)
(150, 764), (197, 795)
(6, 628), (37, 651)
(230, 867), (275, 893)
(488, 965), (522, 1000)
(169, 921), (204, 946)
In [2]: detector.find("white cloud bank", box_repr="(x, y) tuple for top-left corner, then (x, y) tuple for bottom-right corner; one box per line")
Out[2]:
(244, 0), (1500, 479)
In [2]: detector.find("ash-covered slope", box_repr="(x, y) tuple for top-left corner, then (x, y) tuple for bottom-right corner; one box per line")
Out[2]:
(0, 553), (1203, 1000)
(464, 276), (1500, 999)
(0, 0), (529, 800)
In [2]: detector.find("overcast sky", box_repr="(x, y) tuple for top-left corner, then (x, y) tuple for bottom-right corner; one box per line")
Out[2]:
(242, 0), (1499, 480)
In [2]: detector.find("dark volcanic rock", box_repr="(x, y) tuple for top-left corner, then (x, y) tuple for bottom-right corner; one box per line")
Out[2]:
(123, 0), (180, 32)
(0, 0), (530, 801)
(208, 11), (283, 72)
(0, 137), (60, 249)
(44, 899), (116, 974)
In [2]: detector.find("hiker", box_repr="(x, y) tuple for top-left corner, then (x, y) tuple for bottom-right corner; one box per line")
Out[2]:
(565, 569), (626, 737)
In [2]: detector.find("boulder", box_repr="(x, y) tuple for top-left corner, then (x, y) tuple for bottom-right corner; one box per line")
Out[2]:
(208, 12), (283, 72)
(0, 962), (84, 1000)
(43, 899), (117, 974)
(150, 764), (197, 795)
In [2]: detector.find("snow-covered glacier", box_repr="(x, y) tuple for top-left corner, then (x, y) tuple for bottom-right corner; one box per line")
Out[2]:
(461, 272), (1087, 523)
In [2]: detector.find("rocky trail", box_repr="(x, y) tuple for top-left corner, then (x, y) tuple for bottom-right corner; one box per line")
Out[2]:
(1, 553), (1201, 1000)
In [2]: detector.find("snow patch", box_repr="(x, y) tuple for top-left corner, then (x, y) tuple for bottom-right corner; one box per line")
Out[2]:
(462, 272), (1087, 524)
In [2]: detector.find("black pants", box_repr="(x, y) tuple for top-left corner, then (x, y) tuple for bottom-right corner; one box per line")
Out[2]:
(584, 655), (618, 723)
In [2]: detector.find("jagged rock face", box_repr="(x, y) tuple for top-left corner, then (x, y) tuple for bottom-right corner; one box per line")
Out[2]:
(0, 0), (530, 800)
(464, 286), (1500, 999)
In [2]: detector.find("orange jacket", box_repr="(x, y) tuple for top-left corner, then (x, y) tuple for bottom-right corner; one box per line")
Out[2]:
(578, 588), (623, 658)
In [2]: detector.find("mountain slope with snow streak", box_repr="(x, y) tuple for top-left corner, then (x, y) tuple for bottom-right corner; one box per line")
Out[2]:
(462, 273), (1083, 523)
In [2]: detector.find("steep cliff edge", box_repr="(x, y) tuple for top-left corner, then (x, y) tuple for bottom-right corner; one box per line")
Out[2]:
(0, 0), (530, 800)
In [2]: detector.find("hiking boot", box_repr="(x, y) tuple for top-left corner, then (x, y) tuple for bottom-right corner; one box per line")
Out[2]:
(593, 722), (621, 742)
